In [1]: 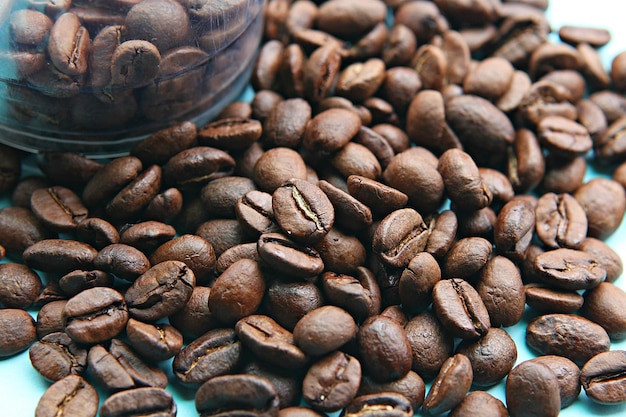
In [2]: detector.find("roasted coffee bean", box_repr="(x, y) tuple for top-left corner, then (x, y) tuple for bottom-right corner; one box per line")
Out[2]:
(317, 180), (372, 232)
(294, 305), (357, 356)
(279, 408), (327, 417)
(581, 350), (626, 404)
(0, 206), (56, 259)
(494, 197), (535, 261)
(93, 243), (151, 281)
(455, 206), (497, 240)
(526, 313), (611, 365)
(506, 360), (561, 417)
(47, 12), (90, 76)
(173, 328), (242, 384)
(119, 220), (177, 253)
(28, 332), (87, 381)
(130, 121), (197, 166)
(35, 375), (98, 417)
(126, 319), (183, 363)
(62, 287), (128, 345)
(535, 192), (587, 249)
(0, 262), (42, 309)
(303, 44), (342, 103)
(432, 278), (491, 340)
(422, 353), (473, 415)
(150, 234), (215, 286)
(196, 219), (250, 257)
(456, 327), (517, 387)
(534, 248), (606, 290)
(272, 178), (334, 244)
(257, 233), (324, 280)
(398, 252), (441, 315)
(195, 374), (280, 416)
(0, 144), (21, 193)
(236, 314), (307, 369)
(265, 280), (325, 332)
(321, 268), (381, 322)
(424, 210), (458, 259)
(442, 237), (492, 281)
(542, 154), (587, 194)
(302, 351), (362, 413)
(346, 175), (408, 216)
(559, 25), (611, 47)
(100, 387), (176, 417)
(358, 315), (412, 382)
(75, 218), (120, 251)
(507, 128), (545, 194)
(574, 178), (626, 239)
(241, 359), (302, 408)
(372, 208), (430, 269)
(476, 256), (525, 327)
(125, 260), (195, 322)
(235, 190), (279, 236)
(11, 176), (49, 208)
(24, 239), (97, 274)
(530, 355), (581, 409)
(404, 311), (455, 381)
(579, 237), (623, 282)
(105, 165), (162, 221)
(82, 156), (142, 208)
(168, 286), (218, 339)
(449, 391), (508, 417)
(253, 147), (308, 193)
(406, 90), (446, 152)
(57, 270), (113, 297)
(0, 308), (36, 357)
(209, 258), (264, 324)
(340, 392), (413, 417)
(36, 300), (68, 339)
(582, 282), (626, 340)
(163, 146), (236, 189)
(524, 284), (584, 314)
(438, 149), (492, 211)
(200, 176), (257, 219)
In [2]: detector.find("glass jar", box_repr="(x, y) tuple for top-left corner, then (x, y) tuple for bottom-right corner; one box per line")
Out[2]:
(0, 0), (264, 156)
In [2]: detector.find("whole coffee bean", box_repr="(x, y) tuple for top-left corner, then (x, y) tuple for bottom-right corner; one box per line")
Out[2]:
(62, 287), (128, 344)
(29, 331), (87, 381)
(150, 234), (216, 286)
(35, 375), (98, 417)
(559, 25), (611, 47)
(279, 408), (326, 417)
(173, 327), (242, 384)
(0, 206), (56, 259)
(579, 237), (623, 282)
(581, 350), (626, 404)
(163, 146), (236, 189)
(168, 286), (218, 339)
(537, 116), (592, 158)
(399, 252), (441, 316)
(23, 239), (97, 274)
(200, 176), (257, 219)
(463, 57), (514, 101)
(476, 256), (525, 327)
(303, 44), (342, 103)
(346, 175), (408, 216)
(331, 141), (383, 180)
(574, 178), (626, 239)
(303, 351), (362, 413)
(235, 190), (279, 237)
(542, 154), (587, 194)
(47, 12), (90, 76)
(36, 300), (68, 339)
(265, 280), (325, 331)
(272, 178), (335, 244)
(404, 310), (454, 380)
(0, 308), (36, 357)
(406, 90), (445, 152)
(442, 237), (492, 280)
(526, 313), (611, 365)
(195, 374), (280, 417)
(432, 278), (491, 340)
(130, 121), (197, 166)
(450, 391), (508, 417)
(321, 268), (381, 322)
(535, 192), (587, 249)
(438, 149), (492, 211)
(257, 233), (324, 280)
(507, 128), (545, 194)
(105, 165), (162, 221)
(119, 220), (177, 253)
(317, 180), (372, 233)
(196, 218), (250, 258)
(530, 355), (581, 408)
(456, 327), (517, 387)
(494, 197), (535, 261)
(534, 248), (606, 290)
(76, 218), (120, 251)
(455, 206), (496, 240)
(209, 258), (264, 324)
(358, 315), (412, 382)
(11, 176), (49, 209)
(303, 108), (361, 152)
(358, 370), (425, 410)
(236, 314), (308, 369)
(253, 147), (308, 193)
(100, 387), (176, 417)
(506, 360), (561, 417)
(126, 319), (183, 363)
(215, 242), (261, 275)
(373, 208), (430, 269)
(58, 269), (113, 297)
(241, 359), (302, 408)
(0, 143), (21, 193)
(125, 260), (195, 322)
(524, 284), (584, 314)
(340, 392), (413, 417)
(424, 210), (458, 259)
(82, 156), (143, 208)
(198, 118), (262, 151)
(294, 305), (357, 356)
(93, 243), (151, 281)
(422, 353), (473, 415)
(582, 282), (626, 340)
(0, 262), (42, 309)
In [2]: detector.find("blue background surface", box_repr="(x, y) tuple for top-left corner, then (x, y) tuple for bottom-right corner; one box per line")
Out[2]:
(2, 0), (626, 416)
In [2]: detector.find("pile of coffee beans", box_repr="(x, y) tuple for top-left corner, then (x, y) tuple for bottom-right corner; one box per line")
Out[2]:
(3, 0), (626, 416)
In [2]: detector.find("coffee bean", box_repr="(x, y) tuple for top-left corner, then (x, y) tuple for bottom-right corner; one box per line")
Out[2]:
(29, 331), (87, 382)
(302, 351), (362, 413)
(449, 391), (508, 417)
(294, 305), (357, 356)
(442, 237), (492, 280)
(36, 300), (68, 339)
(582, 282), (626, 339)
(253, 147), (308, 192)
(506, 360), (561, 417)
(93, 243), (151, 281)
(530, 355), (581, 408)
(0, 262), (42, 309)
(321, 268), (381, 322)
(35, 375), (98, 417)
(524, 284), (584, 314)
(150, 234), (216, 286)
(0, 308), (36, 357)
(534, 248), (606, 290)
(257, 232), (324, 280)
(581, 350), (626, 404)
(574, 178), (626, 239)
(432, 278), (491, 339)
(404, 310), (454, 380)
(346, 175), (408, 216)
(119, 220), (177, 253)
(476, 256), (525, 327)
(195, 374), (280, 417)
(100, 387), (176, 417)
(265, 280), (325, 332)
(422, 353), (473, 415)
(168, 286), (217, 340)
(438, 149), (492, 211)
(373, 208), (430, 269)
(0, 206), (56, 259)
(130, 121), (197, 166)
(75, 218), (120, 251)
(341, 392), (413, 417)
(62, 287), (128, 345)
(526, 313), (611, 365)
(24, 239), (98, 274)
(126, 319), (183, 363)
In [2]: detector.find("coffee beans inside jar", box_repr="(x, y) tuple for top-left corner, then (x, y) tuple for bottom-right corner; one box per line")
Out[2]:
(2, 0), (626, 416)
